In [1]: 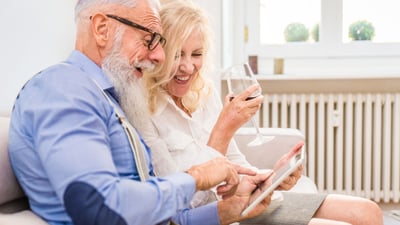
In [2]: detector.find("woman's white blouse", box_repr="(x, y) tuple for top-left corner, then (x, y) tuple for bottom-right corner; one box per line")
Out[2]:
(139, 89), (254, 177)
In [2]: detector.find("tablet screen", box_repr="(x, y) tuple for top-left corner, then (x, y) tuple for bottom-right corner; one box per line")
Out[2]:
(241, 141), (305, 216)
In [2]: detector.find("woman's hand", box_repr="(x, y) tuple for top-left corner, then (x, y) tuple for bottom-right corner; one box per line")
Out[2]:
(277, 164), (303, 190)
(207, 84), (264, 154)
(220, 84), (264, 132)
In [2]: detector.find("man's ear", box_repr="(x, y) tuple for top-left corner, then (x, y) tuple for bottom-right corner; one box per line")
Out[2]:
(90, 13), (111, 47)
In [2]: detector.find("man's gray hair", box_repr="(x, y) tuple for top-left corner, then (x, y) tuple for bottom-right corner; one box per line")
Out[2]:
(75, 0), (160, 21)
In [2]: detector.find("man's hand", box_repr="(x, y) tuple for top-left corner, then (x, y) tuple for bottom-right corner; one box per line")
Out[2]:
(186, 157), (257, 197)
(217, 172), (274, 225)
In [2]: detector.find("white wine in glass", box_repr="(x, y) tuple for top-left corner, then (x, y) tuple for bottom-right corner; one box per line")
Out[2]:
(225, 63), (274, 147)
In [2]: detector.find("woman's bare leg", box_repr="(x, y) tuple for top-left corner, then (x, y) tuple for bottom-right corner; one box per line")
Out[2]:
(309, 218), (351, 225)
(312, 194), (383, 225)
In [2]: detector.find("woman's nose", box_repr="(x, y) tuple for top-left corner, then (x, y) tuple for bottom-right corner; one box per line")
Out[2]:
(179, 57), (194, 74)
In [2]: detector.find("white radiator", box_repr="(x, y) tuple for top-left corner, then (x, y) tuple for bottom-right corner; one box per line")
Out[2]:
(260, 93), (400, 203)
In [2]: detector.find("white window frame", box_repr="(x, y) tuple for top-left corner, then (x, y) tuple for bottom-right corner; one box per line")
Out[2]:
(226, 0), (400, 62)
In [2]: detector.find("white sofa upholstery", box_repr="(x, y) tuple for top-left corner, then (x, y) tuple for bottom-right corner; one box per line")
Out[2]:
(234, 127), (318, 193)
(0, 116), (48, 225)
(0, 116), (317, 224)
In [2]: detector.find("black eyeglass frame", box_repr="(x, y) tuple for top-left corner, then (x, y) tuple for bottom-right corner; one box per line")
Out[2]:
(105, 14), (166, 50)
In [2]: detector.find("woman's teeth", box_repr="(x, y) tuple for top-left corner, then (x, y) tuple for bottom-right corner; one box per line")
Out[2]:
(175, 76), (189, 81)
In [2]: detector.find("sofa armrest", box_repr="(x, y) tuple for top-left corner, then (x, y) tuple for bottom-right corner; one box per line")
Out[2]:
(234, 127), (318, 193)
(234, 127), (305, 169)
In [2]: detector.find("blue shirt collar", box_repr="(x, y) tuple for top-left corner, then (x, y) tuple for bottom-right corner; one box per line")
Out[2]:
(65, 50), (119, 101)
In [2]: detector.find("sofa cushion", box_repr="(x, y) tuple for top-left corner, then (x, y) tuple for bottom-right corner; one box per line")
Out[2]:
(0, 210), (49, 225)
(0, 116), (49, 224)
(0, 197), (29, 214)
(0, 117), (25, 206)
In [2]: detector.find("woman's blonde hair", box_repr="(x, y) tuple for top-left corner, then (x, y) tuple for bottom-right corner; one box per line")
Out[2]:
(144, 0), (214, 113)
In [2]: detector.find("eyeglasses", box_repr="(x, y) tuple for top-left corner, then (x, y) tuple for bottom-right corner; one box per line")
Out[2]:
(106, 14), (166, 51)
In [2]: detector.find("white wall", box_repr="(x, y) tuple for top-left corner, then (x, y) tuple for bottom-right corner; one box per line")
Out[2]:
(193, 0), (222, 66)
(0, 1), (222, 114)
(0, 1), (76, 114)
(192, 0), (223, 92)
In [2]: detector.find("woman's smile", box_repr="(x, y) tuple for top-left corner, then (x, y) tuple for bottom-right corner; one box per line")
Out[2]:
(174, 74), (191, 84)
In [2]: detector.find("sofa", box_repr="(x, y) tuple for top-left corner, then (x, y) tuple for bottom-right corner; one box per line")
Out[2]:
(0, 116), (49, 224)
(0, 115), (317, 224)
(234, 127), (318, 193)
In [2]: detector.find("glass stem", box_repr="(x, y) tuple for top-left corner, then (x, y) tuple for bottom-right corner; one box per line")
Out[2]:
(251, 117), (262, 134)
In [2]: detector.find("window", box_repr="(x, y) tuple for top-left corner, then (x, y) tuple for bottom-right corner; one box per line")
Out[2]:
(343, 0), (400, 43)
(223, 0), (400, 75)
(258, 0), (400, 45)
(260, 0), (320, 44)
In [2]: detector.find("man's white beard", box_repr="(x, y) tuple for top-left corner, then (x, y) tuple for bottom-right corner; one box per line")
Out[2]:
(101, 47), (153, 134)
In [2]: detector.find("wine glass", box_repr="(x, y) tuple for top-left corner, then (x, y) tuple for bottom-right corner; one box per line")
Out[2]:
(225, 63), (275, 147)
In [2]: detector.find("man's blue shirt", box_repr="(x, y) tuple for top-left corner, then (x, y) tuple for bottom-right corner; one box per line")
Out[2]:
(8, 50), (220, 225)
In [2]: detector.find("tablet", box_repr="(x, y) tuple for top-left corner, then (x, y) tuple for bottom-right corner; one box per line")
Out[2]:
(241, 141), (305, 216)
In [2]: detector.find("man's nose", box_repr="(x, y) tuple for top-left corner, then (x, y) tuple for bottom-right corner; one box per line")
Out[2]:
(148, 44), (165, 65)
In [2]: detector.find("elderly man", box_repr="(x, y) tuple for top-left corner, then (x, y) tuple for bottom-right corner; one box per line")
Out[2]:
(8, 0), (272, 225)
